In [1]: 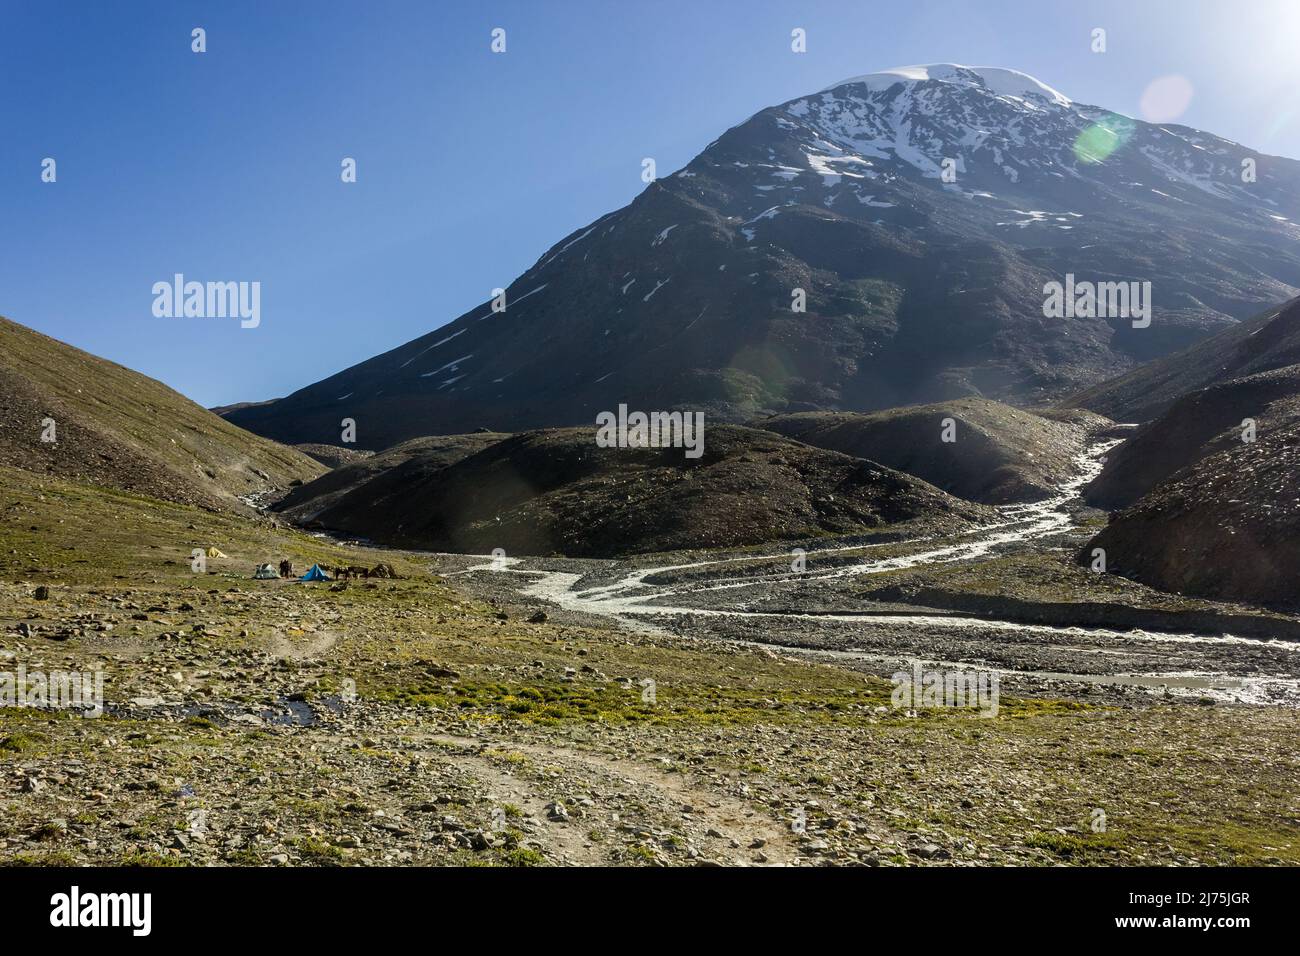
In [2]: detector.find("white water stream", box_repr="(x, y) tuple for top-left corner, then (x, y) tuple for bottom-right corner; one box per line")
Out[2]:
(462, 440), (1300, 705)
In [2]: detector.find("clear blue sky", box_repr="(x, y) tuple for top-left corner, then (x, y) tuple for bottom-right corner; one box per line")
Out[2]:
(4, 0), (1298, 407)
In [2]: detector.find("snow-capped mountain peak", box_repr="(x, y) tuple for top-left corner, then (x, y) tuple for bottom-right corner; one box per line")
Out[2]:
(821, 64), (1072, 107)
(225, 67), (1300, 448)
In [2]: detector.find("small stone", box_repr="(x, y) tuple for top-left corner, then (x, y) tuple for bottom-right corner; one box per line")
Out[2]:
(915, 843), (949, 860)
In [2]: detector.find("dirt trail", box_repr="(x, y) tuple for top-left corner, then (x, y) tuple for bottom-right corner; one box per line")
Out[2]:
(269, 628), (341, 660)
(421, 733), (800, 865)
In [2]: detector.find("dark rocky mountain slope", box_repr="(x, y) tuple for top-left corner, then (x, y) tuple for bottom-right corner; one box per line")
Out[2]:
(292, 443), (375, 470)
(1067, 295), (1300, 422)
(289, 424), (992, 558)
(1084, 421), (1300, 608)
(757, 398), (1108, 503)
(1085, 364), (1300, 509)
(224, 65), (1300, 448)
(1083, 365), (1300, 606)
(276, 432), (509, 523)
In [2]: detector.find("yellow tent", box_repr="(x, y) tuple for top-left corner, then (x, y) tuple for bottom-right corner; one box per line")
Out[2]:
(205, 547), (227, 558)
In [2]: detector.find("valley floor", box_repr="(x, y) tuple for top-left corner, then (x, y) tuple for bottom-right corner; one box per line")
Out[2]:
(1, 460), (1297, 867)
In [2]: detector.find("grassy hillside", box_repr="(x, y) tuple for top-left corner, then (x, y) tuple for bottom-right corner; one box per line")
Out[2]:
(0, 316), (323, 511)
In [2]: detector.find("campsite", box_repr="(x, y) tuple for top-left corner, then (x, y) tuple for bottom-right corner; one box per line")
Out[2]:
(234, 556), (401, 583)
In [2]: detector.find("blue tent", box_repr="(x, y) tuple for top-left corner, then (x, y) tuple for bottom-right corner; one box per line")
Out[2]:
(300, 564), (331, 582)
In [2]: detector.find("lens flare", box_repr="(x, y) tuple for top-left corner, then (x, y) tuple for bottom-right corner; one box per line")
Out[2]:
(1139, 74), (1195, 123)
(1073, 114), (1136, 164)
(727, 341), (795, 408)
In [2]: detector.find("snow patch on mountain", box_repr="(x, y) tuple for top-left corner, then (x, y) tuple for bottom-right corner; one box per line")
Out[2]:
(420, 354), (473, 379)
(822, 64), (1071, 107)
(642, 278), (670, 301)
(651, 225), (678, 246)
(399, 328), (466, 369)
